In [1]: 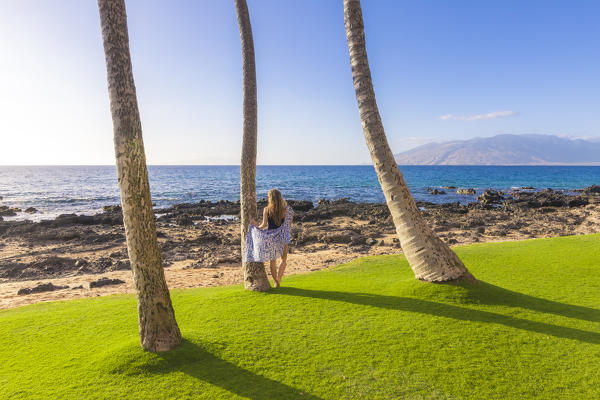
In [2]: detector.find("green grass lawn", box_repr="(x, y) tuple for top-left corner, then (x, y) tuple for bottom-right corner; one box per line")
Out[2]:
(1, 234), (599, 399)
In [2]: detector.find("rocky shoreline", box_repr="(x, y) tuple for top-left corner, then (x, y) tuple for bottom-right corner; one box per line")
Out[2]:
(1, 186), (599, 307)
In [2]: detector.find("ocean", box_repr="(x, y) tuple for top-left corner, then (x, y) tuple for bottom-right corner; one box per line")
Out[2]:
(0, 165), (598, 221)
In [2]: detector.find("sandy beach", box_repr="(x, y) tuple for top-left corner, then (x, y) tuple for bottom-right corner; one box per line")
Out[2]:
(2, 187), (599, 310)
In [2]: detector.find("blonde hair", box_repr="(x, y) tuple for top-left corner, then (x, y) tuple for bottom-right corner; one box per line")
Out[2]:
(267, 188), (287, 226)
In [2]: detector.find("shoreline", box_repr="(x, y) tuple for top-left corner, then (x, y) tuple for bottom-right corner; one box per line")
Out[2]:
(1, 187), (599, 309)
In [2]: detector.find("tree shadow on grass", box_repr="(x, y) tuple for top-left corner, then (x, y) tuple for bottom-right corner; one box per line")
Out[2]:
(142, 339), (322, 400)
(274, 287), (600, 345)
(457, 281), (600, 324)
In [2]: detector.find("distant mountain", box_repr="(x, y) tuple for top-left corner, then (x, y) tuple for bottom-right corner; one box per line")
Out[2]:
(394, 134), (600, 165)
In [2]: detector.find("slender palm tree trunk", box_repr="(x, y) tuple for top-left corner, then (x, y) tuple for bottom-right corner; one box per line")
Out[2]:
(97, 0), (182, 351)
(235, 0), (271, 291)
(343, 0), (474, 282)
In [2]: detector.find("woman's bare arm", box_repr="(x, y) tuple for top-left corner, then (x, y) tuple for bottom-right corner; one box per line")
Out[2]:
(257, 208), (268, 229)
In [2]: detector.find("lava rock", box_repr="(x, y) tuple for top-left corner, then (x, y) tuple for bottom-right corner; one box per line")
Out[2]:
(109, 250), (125, 259)
(456, 188), (476, 195)
(583, 185), (600, 194)
(114, 259), (131, 270)
(24, 207), (38, 214)
(18, 282), (69, 295)
(0, 206), (21, 217)
(89, 277), (125, 288)
(102, 205), (122, 213)
(427, 188), (446, 195)
(508, 190), (588, 209)
(567, 197), (589, 207)
(176, 215), (194, 226)
(287, 200), (314, 212)
(94, 257), (113, 270)
(53, 214), (95, 226)
(477, 190), (505, 207)
(365, 237), (377, 246)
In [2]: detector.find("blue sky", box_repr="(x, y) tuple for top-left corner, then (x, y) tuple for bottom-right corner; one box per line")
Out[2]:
(1, 0), (599, 165)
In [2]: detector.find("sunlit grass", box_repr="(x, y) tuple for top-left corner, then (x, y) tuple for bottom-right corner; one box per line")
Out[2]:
(1, 234), (599, 399)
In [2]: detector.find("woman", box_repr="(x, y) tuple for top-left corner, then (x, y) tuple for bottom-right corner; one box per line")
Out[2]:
(252, 189), (293, 287)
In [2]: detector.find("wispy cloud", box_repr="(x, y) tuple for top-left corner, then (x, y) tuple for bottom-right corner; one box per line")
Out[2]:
(440, 111), (518, 121)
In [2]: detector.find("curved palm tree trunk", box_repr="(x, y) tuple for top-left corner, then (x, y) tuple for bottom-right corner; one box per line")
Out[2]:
(97, 0), (182, 351)
(343, 0), (474, 282)
(235, 0), (271, 291)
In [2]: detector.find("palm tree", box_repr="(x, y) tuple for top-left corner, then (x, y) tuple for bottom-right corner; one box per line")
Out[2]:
(97, 0), (182, 351)
(343, 0), (474, 282)
(235, 0), (271, 291)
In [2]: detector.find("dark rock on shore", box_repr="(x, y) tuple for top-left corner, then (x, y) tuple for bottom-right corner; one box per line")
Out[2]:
(477, 190), (505, 208)
(457, 188), (476, 195)
(89, 277), (125, 288)
(507, 190), (589, 209)
(0, 256), (78, 280)
(17, 282), (69, 295)
(583, 185), (600, 194)
(103, 205), (122, 213)
(0, 206), (21, 217)
(175, 215), (195, 226)
(155, 199), (314, 223)
(1, 188), (597, 283)
(0, 254), (131, 281)
(427, 188), (446, 195)
(24, 207), (38, 214)
(0, 219), (124, 245)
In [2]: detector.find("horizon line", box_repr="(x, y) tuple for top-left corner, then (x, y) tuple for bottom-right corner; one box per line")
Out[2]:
(2, 163), (600, 167)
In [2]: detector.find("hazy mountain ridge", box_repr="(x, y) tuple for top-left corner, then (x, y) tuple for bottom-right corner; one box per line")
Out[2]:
(394, 134), (600, 165)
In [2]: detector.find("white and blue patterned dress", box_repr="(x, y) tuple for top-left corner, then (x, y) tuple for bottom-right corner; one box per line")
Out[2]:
(244, 206), (293, 262)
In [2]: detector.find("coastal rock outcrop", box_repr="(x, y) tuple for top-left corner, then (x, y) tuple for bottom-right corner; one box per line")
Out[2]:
(456, 188), (476, 195)
(17, 282), (69, 295)
(427, 188), (446, 195)
(477, 190), (505, 208)
(1, 188), (598, 284)
(507, 189), (589, 209)
(583, 185), (600, 194)
(89, 277), (126, 288)
(0, 206), (21, 217)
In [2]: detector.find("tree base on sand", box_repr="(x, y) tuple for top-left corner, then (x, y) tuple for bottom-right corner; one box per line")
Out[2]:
(243, 261), (271, 291)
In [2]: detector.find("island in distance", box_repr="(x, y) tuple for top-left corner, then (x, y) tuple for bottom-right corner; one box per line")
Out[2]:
(394, 134), (600, 165)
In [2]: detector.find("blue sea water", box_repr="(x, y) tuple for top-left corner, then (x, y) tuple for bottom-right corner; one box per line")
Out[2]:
(0, 165), (598, 221)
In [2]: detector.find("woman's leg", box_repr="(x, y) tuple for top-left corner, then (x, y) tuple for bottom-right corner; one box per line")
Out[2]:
(278, 245), (288, 282)
(270, 259), (280, 287)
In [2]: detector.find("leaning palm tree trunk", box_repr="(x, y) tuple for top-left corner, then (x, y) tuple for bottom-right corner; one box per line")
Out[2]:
(343, 0), (474, 282)
(235, 0), (271, 291)
(97, 0), (182, 351)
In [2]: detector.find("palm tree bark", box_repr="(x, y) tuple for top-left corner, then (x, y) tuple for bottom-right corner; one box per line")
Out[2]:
(235, 0), (271, 291)
(97, 0), (182, 351)
(343, 0), (474, 282)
